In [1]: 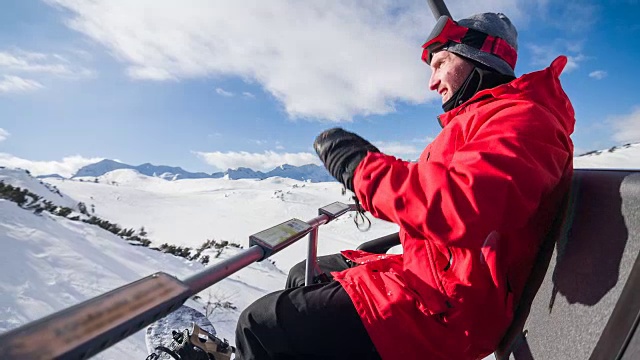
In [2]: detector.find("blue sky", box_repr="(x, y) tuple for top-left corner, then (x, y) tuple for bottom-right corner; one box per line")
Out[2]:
(0, 0), (639, 177)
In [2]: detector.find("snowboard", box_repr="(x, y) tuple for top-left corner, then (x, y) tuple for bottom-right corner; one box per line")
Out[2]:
(145, 305), (234, 360)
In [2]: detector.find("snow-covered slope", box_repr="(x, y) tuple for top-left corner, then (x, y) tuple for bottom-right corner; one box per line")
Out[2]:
(0, 197), (285, 358)
(0, 166), (398, 359)
(50, 169), (398, 271)
(0, 168), (79, 209)
(574, 143), (640, 169)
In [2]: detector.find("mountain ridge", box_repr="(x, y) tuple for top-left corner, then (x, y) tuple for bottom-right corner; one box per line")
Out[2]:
(34, 141), (640, 181)
(65, 159), (334, 182)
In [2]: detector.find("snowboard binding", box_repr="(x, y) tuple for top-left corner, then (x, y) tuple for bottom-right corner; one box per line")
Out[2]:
(146, 323), (235, 360)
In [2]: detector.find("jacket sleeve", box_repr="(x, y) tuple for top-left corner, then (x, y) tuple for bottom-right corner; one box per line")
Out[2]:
(352, 102), (573, 247)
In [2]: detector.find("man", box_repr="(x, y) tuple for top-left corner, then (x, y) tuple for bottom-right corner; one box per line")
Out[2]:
(234, 12), (574, 360)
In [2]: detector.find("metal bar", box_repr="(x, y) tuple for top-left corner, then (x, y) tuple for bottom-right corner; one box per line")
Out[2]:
(0, 273), (190, 360)
(307, 213), (330, 228)
(305, 227), (320, 286)
(183, 245), (265, 294)
(427, 0), (451, 19)
(304, 214), (330, 286)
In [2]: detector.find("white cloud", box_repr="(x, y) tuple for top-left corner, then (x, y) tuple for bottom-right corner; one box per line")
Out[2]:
(0, 128), (9, 142)
(47, 0), (546, 121)
(565, 54), (588, 72)
(411, 136), (434, 144)
(0, 75), (44, 93)
(47, 0), (432, 121)
(194, 150), (320, 171)
(0, 153), (104, 177)
(527, 42), (587, 72)
(374, 142), (419, 157)
(127, 66), (175, 81)
(0, 49), (93, 79)
(215, 88), (234, 97)
(610, 107), (640, 144)
(0, 51), (69, 74)
(589, 70), (607, 80)
(242, 92), (255, 98)
(373, 138), (433, 160)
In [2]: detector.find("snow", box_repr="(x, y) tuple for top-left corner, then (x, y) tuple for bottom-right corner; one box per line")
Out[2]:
(1, 200), (194, 358)
(1, 144), (638, 359)
(48, 169), (398, 271)
(0, 166), (397, 359)
(0, 168), (78, 209)
(574, 143), (640, 169)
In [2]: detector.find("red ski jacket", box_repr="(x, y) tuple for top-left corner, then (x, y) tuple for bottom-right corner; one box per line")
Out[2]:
(332, 57), (575, 360)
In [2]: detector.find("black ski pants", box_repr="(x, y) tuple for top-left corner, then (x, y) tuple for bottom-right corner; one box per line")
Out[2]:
(234, 254), (381, 360)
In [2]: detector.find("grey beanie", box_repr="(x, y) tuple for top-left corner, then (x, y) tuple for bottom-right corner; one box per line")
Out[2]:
(444, 13), (518, 77)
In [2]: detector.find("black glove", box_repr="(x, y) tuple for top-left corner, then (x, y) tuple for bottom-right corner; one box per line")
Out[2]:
(314, 128), (379, 192)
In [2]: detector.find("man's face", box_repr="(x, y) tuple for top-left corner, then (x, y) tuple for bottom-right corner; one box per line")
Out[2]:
(428, 51), (474, 104)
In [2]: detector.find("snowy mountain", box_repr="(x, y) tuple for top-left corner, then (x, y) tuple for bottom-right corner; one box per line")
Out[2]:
(218, 167), (264, 180)
(136, 162), (213, 180)
(214, 164), (335, 182)
(73, 159), (135, 177)
(74, 159), (213, 180)
(35, 173), (65, 179)
(267, 164), (335, 182)
(72, 159), (334, 182)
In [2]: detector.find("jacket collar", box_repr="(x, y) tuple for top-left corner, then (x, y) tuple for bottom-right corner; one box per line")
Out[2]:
(437, 56), (569, 128)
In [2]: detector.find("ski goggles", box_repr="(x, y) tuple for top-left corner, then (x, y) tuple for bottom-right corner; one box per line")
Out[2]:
(421, 16), (517, 70)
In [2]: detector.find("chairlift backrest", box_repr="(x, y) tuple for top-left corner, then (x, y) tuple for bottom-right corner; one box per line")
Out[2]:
(496, 169), (640, 360)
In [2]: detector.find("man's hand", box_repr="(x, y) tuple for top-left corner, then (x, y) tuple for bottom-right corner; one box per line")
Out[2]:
(314, 128), (379, 192)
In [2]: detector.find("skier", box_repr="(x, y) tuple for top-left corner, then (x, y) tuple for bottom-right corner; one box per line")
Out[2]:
(234, 12), (575, 360)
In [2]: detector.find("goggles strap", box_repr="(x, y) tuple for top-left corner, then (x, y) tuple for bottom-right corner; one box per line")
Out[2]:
(481, 35), (517, 69)
(422, 17), (517, 70)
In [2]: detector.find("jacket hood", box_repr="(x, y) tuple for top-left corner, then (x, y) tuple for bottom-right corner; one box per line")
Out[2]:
(438, 56), (575, 134)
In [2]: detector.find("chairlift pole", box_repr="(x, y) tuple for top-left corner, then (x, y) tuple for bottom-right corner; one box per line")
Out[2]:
(427, 0), (452, 19)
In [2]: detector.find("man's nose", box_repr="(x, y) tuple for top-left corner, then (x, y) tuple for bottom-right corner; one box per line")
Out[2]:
(428, 70), (439, 91)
